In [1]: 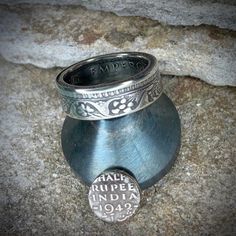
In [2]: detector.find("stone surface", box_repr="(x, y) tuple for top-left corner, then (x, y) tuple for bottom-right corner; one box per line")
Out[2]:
(0, 57), (236, 235)
(0, 5), (235, 86)
(1, 0), (236, 30)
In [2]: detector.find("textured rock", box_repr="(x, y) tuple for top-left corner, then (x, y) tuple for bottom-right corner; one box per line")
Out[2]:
(0, 57), (236, 235)
(1, 0), (236, 30)
(0, 5), (235, 86)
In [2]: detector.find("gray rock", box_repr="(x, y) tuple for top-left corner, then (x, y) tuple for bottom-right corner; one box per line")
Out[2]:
(1, 0), (236, 30)
(0, 5), (235, 86)
(1, 57), (236, 235)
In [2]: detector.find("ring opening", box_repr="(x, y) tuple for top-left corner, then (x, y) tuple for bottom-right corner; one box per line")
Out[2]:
(63, 57), (149, 86)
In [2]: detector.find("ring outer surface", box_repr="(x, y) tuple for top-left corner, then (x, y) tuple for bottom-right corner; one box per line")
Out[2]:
(56, 52), (163, 120)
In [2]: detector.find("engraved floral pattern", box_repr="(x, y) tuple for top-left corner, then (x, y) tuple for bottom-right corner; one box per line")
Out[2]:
(75, 102), (96, 117)
(58, 71), (162, 120)
(109, 98), (137, 115)
(147, 80), (162, 102)
(60, 95), (74, 114)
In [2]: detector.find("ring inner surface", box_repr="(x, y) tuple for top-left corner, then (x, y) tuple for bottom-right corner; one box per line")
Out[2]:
(63, 57), (149, 86)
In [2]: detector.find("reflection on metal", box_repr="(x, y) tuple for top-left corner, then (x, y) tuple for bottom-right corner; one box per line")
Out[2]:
(56, 52), (181, 222)
(61, 94), (181, 189)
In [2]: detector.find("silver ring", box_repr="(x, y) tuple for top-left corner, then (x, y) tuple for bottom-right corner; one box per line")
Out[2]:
(56, 52), (162, 120)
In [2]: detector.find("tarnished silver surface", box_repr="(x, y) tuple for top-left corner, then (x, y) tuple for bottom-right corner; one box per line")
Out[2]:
(88, 170), (141, 223)
(56, 52), (162, 120)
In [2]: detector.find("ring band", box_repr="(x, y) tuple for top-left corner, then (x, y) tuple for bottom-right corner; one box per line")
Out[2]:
(56, 52), (163, 120)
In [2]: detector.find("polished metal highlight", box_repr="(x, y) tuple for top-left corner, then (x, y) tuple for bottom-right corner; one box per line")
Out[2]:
(88, 170), (141, 223)
(56, 52), (162, 120)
